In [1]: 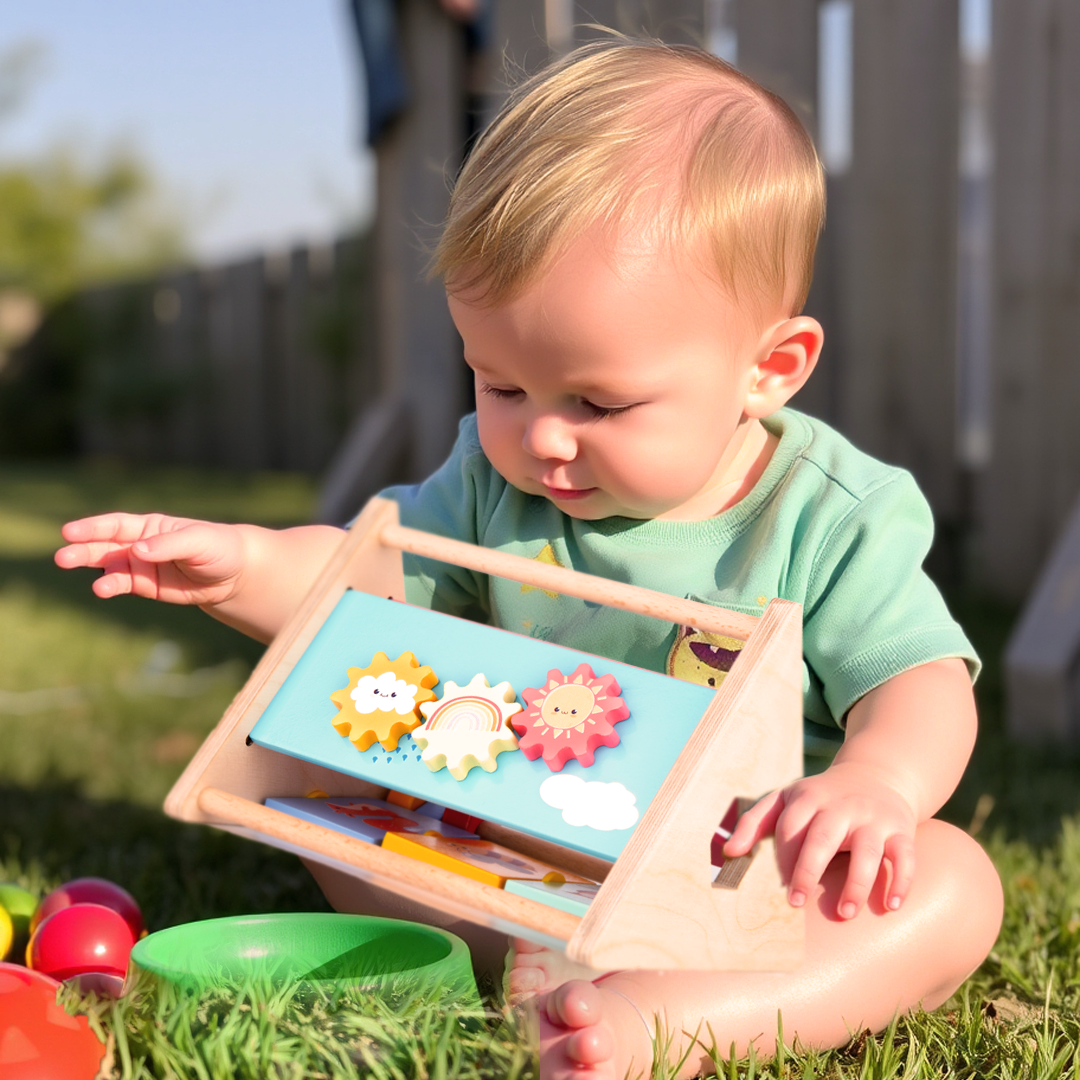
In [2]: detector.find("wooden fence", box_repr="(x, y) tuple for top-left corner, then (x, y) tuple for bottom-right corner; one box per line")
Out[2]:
(73, 236), (375, 476)
(30, 0), (1078, 600)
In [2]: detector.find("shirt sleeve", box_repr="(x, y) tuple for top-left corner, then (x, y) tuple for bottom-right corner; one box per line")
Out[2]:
(378, 415), (501, 622)
(800, 470), (980, 726)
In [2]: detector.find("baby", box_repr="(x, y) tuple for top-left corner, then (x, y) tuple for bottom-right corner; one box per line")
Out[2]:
(56, 39), (1002, 1080)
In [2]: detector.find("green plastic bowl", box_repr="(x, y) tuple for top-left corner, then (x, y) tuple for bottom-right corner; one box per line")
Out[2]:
(129, 913), (477, 1001)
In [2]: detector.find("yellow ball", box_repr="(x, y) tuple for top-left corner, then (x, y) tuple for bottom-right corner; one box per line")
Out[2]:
(0, 905), (11, 961)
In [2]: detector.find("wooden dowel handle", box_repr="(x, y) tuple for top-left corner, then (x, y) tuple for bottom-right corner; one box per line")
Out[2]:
(197, 786), (581, 942)
(379, 523), (758, 639)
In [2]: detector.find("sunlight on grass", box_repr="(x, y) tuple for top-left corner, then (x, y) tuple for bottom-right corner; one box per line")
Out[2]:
(0, 463), (316, 807)
(0, 506), (62, 555)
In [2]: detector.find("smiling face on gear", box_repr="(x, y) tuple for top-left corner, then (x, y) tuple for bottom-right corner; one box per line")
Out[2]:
(516, 663), (630, 771)
(540, 682), (599, 729)
(331, 651), (438, 752)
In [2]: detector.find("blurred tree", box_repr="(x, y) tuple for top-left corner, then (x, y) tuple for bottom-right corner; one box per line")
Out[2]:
(0, 41), (186, 303)
(0, 42), (187, 457)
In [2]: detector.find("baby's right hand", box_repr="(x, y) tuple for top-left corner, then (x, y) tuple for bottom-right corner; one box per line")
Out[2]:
(55, 513), (247, 608)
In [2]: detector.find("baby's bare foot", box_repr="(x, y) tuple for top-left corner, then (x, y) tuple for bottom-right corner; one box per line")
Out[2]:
(531, 978), (655, 1080)
(505, 937), (606, 1004)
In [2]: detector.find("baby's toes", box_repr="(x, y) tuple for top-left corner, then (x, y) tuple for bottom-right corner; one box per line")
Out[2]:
(506, 962), (548, 1003)
(544, 978), (605, 1029)
(565, 1021), (614, 1066)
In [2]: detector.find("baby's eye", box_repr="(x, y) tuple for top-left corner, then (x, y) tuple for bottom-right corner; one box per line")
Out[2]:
(581, 399), (636, 420)
(480, 383), (523, 401)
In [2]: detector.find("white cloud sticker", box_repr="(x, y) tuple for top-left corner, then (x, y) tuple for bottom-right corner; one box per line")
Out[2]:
(539, 774), (639, 831)
(350, 671), (419, 715)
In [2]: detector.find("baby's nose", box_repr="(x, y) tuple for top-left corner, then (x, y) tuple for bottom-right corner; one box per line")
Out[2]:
(522, 413), (576, 461)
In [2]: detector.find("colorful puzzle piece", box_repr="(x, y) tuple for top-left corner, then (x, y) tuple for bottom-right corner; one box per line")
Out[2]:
(413, 674), (522, 780)
(515, 663), (630, 771)
(381, 831), (594, 888)
(505, 878), (602, 915)
(331, 651), (438, 752)
(264, 796), (475, 844)
(386, 789), (427, 811)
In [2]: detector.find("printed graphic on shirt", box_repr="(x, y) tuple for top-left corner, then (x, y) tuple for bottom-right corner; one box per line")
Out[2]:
(667, 625), (745, 689)
(520, 542), (562, 599)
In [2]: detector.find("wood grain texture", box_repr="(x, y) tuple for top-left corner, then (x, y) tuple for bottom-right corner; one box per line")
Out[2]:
(380, 522), (759, 639)
(566, 599), (804, 970)
(164, 498), (407, 821)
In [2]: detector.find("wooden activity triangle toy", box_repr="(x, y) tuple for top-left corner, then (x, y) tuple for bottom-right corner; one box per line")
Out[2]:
(164, 497), (805, 971)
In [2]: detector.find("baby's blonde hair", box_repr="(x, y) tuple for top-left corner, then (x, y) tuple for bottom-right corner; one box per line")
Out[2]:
(433, 38), (825, 316)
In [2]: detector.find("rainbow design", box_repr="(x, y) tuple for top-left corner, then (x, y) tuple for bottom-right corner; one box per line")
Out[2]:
(414, 674), (522, 781)
(421, 695), (506, 733)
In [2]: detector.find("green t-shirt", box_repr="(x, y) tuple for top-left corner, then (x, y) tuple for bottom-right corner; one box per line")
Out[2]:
(381, 409), (978, 758)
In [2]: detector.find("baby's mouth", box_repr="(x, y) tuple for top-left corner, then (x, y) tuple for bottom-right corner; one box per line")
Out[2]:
(543, 485), (597, 501)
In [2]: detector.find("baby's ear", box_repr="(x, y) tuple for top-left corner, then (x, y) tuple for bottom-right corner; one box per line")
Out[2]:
(743, 316), (824, 419)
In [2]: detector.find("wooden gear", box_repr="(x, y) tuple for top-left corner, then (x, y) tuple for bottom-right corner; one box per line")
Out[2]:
(164, 497), (805, 971)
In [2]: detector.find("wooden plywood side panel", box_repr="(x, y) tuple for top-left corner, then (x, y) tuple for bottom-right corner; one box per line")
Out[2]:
(164, 499), (406, 821)
(567, 600), (803, 970)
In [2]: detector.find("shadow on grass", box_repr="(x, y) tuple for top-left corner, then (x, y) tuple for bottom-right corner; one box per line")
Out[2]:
(0, 552), (266, 669)
(0, 779), (331, 930)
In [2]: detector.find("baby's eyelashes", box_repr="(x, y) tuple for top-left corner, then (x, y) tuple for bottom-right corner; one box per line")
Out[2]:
(580, 399), (637, 419)
(479, 383), (523, 400)
(479, 381), (641, 420)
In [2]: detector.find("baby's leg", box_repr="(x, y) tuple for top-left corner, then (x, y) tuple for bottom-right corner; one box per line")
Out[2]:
(533, 819), (1002, 1080)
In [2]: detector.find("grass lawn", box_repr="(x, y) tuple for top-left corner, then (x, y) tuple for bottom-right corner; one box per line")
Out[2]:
(3, 461), (1080, 1078)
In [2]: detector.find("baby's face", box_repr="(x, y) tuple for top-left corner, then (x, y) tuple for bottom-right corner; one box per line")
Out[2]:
(448, 230), (768, 521)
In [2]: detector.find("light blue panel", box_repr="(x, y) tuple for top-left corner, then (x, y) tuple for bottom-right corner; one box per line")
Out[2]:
(505, 879), (601, 916)
(249, 591), (714, 862)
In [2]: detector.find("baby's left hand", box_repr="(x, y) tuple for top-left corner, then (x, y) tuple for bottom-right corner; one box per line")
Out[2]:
(723, 762), (916, 920)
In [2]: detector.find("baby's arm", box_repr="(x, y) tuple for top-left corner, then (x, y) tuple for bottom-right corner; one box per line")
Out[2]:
(55, 513), (345, 643)
(725, 657), (977, 919)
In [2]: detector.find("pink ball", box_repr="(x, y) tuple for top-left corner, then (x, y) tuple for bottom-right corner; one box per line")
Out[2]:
(28, 903), (136, 982)
(31, 876), (144, 940)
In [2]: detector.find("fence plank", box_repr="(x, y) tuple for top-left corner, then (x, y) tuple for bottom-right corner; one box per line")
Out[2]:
(203, 258), (270, 470)
(152, 270), (207, 465)
(734, 0), (818, 138)
(574, 0), (705, 45)
(373, 0), (470, 481)
(837, 0), (960, 528)
(732, 1), (838, 426)
(978, 0), (1080, 597)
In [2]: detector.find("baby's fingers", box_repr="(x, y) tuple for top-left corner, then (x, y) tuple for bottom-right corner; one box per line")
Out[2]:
(785, 813), (847, 908)
(60, 512), (168, 545)
(723, 790), (784, 857)
(836, 825), (887, 919)
(883, 833), (916, 911)
(55, 539), (128, 571)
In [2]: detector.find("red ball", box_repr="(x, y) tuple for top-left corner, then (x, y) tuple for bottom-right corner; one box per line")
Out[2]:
(31, 876), (143, 940)
(28, 903), (136, 982)
(0, 962), (106, 1080)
